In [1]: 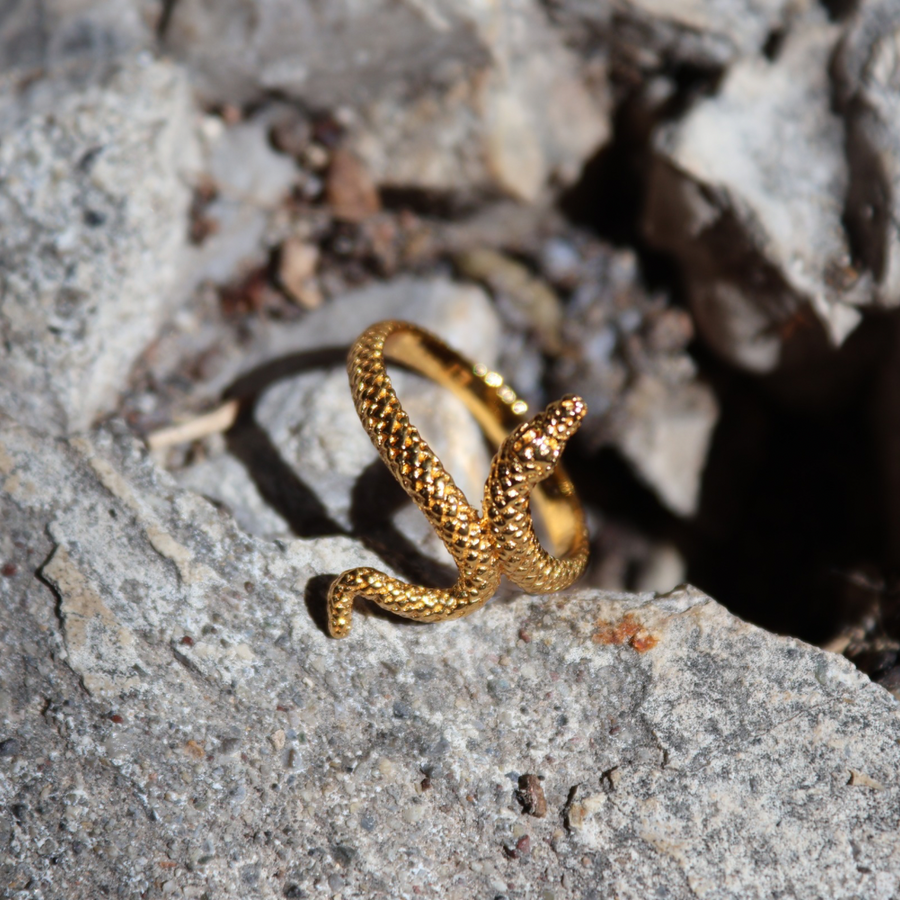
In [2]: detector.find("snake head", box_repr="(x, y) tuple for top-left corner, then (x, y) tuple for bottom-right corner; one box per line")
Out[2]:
(507, 395), (586, 481)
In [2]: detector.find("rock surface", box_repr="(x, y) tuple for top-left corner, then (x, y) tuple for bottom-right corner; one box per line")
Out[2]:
(3, 3), (900, 897)
(174, 278), (500, 549)
(2, 417), (899, 899)
(165, 0), (608, 200)
(0, 56), (198, 434)
(186, 111), (299, 289)
(644, 12), (869, 373)
(550, 245), (717, 517)
(0, 0), (155, 81)
(835, 0), (900, 309)
(547, 0), (810, 70)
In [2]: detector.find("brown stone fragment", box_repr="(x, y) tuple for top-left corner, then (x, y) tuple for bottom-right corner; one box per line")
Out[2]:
(515, 773), (547, 818)
(592, 613), (658, 653)
(326, 148), (381, 223)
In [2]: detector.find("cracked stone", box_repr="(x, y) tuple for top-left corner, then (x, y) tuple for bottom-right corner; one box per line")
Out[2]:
(834, 0), (900, 309)
(0, 56), (199, 433)
(1, 415), (899, 897)
(164, 0), (608, 201)
(644, 12), (871, 373)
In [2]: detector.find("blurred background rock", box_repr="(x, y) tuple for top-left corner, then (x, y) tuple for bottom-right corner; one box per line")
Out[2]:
(3, 2), (900, 896)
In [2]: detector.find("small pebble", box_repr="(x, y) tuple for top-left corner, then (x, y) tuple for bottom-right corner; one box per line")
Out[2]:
(279, 238), (321, 308)
(0, 738), (21, 757)
(392, 701), (411, 719)
(515, 774), (547, 818)
(219, 737), (240, 755)
(326, 148), (380, 223)
(270, 113), (312, 157)
(401, 804), (426, 825)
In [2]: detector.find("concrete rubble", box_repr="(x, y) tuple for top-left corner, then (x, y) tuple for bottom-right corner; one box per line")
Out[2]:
(0, 57), (198, 434)
(3, 418), (900, 898)
(164, 0), (608, 201)
(2, 0), (900, 897)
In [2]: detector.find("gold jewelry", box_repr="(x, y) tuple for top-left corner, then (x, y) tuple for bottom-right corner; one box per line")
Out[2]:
(327, 321), (589, 637)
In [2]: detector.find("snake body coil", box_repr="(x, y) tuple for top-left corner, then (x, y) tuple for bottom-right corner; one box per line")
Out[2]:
(327, 322), (588, 638)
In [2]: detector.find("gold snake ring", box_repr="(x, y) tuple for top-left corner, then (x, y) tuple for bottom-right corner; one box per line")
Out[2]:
(327, 320), (589, 637)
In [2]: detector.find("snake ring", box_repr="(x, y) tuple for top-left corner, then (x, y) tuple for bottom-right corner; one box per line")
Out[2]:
(327, 320), (589, 637)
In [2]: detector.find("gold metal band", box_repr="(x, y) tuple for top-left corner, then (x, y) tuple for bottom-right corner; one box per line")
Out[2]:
(327, 320), (589, 637)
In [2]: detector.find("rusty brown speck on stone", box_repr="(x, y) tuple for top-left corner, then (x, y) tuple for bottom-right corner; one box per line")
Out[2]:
(184, 740), (205, 760)
(592, 613), (658, 653)
(515, 773), (547, 818)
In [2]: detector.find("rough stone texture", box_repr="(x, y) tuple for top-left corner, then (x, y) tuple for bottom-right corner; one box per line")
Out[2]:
(0, 56), (199, 434)
(175, 278), (499, 554)
(2, 417), (899, 898)
(3, 3), (900, 896)
(0, 0), (155, 80)
(357, 0), (609, 201)
(644, 13), (870, 373)
(834, 0), (900, 309)
(163, 0), (487, 110)
(164, 0), (608, 201)
(186, 111), (299, 289)
(546, 0), (813, 70)
(615, 372), (718, 517)
(550, 245), (717, 516)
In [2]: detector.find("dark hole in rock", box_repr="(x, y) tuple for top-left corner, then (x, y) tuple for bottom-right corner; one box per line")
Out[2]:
(557, 82), (900, 660)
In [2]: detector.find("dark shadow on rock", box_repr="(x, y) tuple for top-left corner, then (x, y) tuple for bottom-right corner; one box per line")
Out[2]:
(684, 315), (894, 644)
(223, 345), (457, 626)
(223, 346), (348, 539)
(224, 346), (348, 402)
(304, 573), (335, 637)
(349, 458), (457, 589)
(227, 402), (345, 539)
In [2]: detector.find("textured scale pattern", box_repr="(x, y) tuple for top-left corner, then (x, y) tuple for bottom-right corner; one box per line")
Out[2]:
(483, 395), (589, 593)
(327, 322), (588, 638)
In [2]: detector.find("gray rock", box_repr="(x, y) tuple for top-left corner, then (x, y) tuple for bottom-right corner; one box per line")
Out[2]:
(0, 0), (154, 83)
(644, 13), (870, 373)
(2, 416), (899, 898)
(0, 56), (199, 434)
(176, 446), (292, 538)
(173, 278), (500, 548)
(551, 244), (717, 517)
(165, 0), (608, 201)
(834, 0), (900, 308)
(616, 373), (718, 517)
(185, 112), (299, 288)
(237, 276), (500, 381)
(205, 117), (297, 209)
(163, 0), (488, 110)
(355, 0), (609, 201)
(547, 0), (811, 70)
